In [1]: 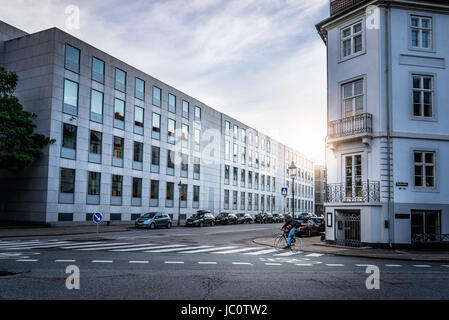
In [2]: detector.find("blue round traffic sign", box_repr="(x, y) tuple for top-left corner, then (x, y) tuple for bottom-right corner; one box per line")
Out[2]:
(93, 212), (103, 223)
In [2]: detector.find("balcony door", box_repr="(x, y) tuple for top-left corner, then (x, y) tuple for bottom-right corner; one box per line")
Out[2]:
(345, 154), (362, 200)
(343, 79), (364, 118)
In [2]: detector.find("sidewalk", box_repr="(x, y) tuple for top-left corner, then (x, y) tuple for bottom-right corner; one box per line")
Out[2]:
(253, 236), (449, 262)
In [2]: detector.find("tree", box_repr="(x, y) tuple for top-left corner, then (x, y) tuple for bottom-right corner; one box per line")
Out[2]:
(0, 66), (54, 173)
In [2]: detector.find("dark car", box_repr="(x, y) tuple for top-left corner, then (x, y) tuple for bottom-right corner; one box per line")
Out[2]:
(272, 213), (284, 223)
(311, 216), (325, 232)
(294, 218), (320, 237)
(215, 212), (238, 225)
(296, 212), (313, 220)
(254, 212), (274, 223)
(135, 212), (172, 229)
(186, 210), (215, 227)
(236, 213), (253, 224)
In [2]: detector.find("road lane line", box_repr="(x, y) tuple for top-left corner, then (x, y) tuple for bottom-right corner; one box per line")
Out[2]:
(244, 248), (278, 255)
(181, 246), (237, 253)
(356, 264), (371, 267)
(55, 259), (76, 263)
(442, 265), (449, 268)
(413, 265), (431, 268)
(326, 264), (344, 267)
(164, 261), (184, 264)
(113, 244), (186, 252)
(144, 245), (212, 253)
(295, 263), (313, 266)
(385, 264), (402, 267)
(91, 260), (113, 263)
(213, 247), (263, 254)
(265, 263), (282, 266)
(129, 261), (149, 264)
(16, 259), (38, 262)
(232, 262), (252, 265)
(61, 242), (130, 249)
(198, 262), (217, 265)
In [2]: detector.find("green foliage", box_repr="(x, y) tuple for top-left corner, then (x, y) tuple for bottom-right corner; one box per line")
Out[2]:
(0, 67), (54, 173)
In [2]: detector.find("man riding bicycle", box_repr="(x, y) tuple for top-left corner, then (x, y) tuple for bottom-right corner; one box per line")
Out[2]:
(281, 214), (301, 249)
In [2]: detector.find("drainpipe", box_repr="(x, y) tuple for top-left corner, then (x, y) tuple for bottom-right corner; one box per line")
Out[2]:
(385, 4), (393, 248)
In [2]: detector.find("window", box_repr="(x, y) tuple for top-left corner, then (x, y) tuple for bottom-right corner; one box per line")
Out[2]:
(233, 167), (238, 186)
(224, 190), (230, 209)
(89, 130), (102, 163)
(255, 151), (259, 168)
(233, 125), (238, 139)
(261, 138), (265, 150)
(412, 75), (434, 118)
(168, 93), (176, 113)
(133, 141), (143, 170)
(166, 182), (174, 202)
(65, 44), (80, 73)
(248, 171), (253, 188)
(150, 180), (159, 206)
(345, 155), (362, 198)
(182, 100), (189, 119)
(113, 136), (124, 167)
(92, 57), (105, 83)
(241, 146), (246, 165)
(59, 168), (75, 203)
(233, 191), (238, 210)
(261, 175), (265, 191)
(255, 173), (259, 189)
(194, 156), (200, 179)
(225, 121), (231, 136)
(90, 89), (103, 123)
(115, 68), (126, 92)
(241, 128), (246, 143)
(111, 175), (123, 205)
(113, 98), (125, 129)
(134, 106), (144, 134)
(87, 171), (100, 204)
(193, 186), (200, 208)
(255, 194), (259, 210)
(248, 150), (252, 167)
(135, 78), (145, 100)
(153, 86), (161, 107)
(151, 146), (160, 172)
(411, 16), (433, 49)
(233, 143), (238, 162)
(152, 112), (161, 139)
(180, 184), (187, 207)
(341, 20), (363, 59)
(167, 150), (175, 175)
(132, 178), (142, 204)
(224, 165), (230, 184)
(240, 192), (245, 210)
(343, 79), (363, 118)
(255, 135), (259, 147)
(182, 124), (189, 148)
(63, 79), (78, 115)
(181, 153), (188, 177)
(241, 169), (245, 187)
(225, 141), (230, 160)
(248, 132), (253, 145)
(194, 128), (200, 151)
(168, 118), (176, 144)
(411, 210), (441, 241)
(61, 123), (77, 159)
(248, 193), (253, 210)
(194, 106), (201, 121)
(414, 151), (435, 188)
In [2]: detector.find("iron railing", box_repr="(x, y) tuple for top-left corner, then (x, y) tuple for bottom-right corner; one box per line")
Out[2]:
(330, 0), (368, 16)
(412, 234), (449, 243)
(328, 113), (373, 139)
(326, 180), (380, 203)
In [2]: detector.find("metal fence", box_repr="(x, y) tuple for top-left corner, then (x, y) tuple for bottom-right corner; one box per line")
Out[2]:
(326, 181), (380, 203)
(412, 234), (449, 243)
(328, 113), (372, 139)
(335, 211), (361, 247)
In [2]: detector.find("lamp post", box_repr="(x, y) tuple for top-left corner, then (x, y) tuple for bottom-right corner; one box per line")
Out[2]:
(177, 181), (182, 227)
(288, 161), (297, 218)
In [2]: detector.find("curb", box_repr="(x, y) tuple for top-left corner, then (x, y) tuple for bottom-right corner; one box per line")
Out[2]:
(252, 238), (449, 263)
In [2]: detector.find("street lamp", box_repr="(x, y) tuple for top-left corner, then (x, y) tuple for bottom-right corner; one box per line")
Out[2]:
(288, 161), (297, 218)
(177, 181), (182, 227)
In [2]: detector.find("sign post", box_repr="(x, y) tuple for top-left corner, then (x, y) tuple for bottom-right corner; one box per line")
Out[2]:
(93, 212), (103, 236)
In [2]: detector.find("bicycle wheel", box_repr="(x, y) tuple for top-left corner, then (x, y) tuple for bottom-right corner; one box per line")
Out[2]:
(274, 235), (287, 250)
(290, 236), (303, 253)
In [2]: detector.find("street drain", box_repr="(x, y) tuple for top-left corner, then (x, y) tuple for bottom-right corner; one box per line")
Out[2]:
(0, 271), (20, 277)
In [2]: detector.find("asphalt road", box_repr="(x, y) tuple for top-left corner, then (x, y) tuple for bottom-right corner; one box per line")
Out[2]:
(0, 223), (448, 300)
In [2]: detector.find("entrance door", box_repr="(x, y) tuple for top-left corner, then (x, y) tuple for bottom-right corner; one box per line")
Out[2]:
(335, 210), (361, 247)
(411, 210), (441, 242)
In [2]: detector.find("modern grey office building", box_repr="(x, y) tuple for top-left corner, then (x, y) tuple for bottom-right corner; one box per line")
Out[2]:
(0, 20), (315, 225)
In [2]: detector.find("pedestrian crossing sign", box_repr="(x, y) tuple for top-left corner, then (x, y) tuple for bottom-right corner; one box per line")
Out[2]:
(281, 187), (288, 196)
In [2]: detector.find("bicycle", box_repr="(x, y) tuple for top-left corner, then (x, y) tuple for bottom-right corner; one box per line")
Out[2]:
(273, 227), (302, 253)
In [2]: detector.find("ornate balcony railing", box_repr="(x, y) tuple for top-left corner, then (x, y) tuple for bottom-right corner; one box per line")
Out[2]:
(326, 181), (380, 203)
(330, 0), (368, 16)
(328, 113), (372, 140)
(412, 234), (449, 243)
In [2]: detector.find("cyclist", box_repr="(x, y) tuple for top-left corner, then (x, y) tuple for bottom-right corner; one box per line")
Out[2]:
(281, 214), (301, 249)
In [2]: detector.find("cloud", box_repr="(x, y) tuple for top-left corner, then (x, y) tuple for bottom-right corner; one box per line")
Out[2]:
(0, 0), (329, 164)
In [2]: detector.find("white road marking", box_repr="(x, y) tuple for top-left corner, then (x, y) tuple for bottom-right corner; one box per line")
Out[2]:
(213, 247), (263, 254)
(129, 261), (149, 264)
(274, 251), (300, 257)
(55, 259), (76, 263)
(181, 246), (237, 253)
(0, 240), (41, 247)
(356, 264), (371, 267)
(413, 265), (431, 268)
(326, 264), (344, 267)
(1, 241), (71, 250)
(91, 260), (113, 263)
(75, 243), (157, 251)
(198, 262), (217, 265)
(144, 245), (212, 253)
(385, 264), (402, 267)
(164, 261), (184, 264)
(305, 253), (324, 257)
(61, 242), (129, 249)
(244, 248), (278, 255)
(442, 265), (449, 268)
(295, 263), (313, 266)
(265, 263), (282, 266)
(232, 262), (252, 265)
(111, 244), (185, 252)
(16, 259), (38, 262)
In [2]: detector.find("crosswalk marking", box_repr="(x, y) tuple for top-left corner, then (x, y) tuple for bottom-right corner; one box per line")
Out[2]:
(181, 246), (237, 253)
(305, 253), (324, 257)
(232, 262), (252, 265)
(265, 263), (282, 266)
(244, 248), (278, 255)
(63, 242), (129, 250)
(295, 263), (313, 266)
(274, 251), (300, 256)
(59, 242), (125, 249)
(0, 240), (64, 248)
(1, 241), (72, 250)
(144, 245), (212, 253)
(213, 247), (263, 254)
(0, 240), (41, 247)
(77, 243), (157, 251)
(16, 259), (38, 262)
(112, 244), (186, 252)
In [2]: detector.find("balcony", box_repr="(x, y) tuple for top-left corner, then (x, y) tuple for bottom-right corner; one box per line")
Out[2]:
(327, 113), (373, 145)
(330, 0), (369, 16)
(326, 181), (380, 203)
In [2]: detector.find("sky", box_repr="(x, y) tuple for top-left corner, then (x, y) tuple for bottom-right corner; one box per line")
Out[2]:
(0, 0), (329, 165)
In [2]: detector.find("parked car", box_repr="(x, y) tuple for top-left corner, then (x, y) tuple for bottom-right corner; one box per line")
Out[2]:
(186, 210), (215, 227)
(215, 212), (238, 225)
(272, 213), (284, 223)
(311, 216), (325, 232)
(254, 212), (275, 223)
(236, 213), (253, 224)
(135, 212), (172, 229)
(294, 218), (320, 237)
(296, 212), (313, 220)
